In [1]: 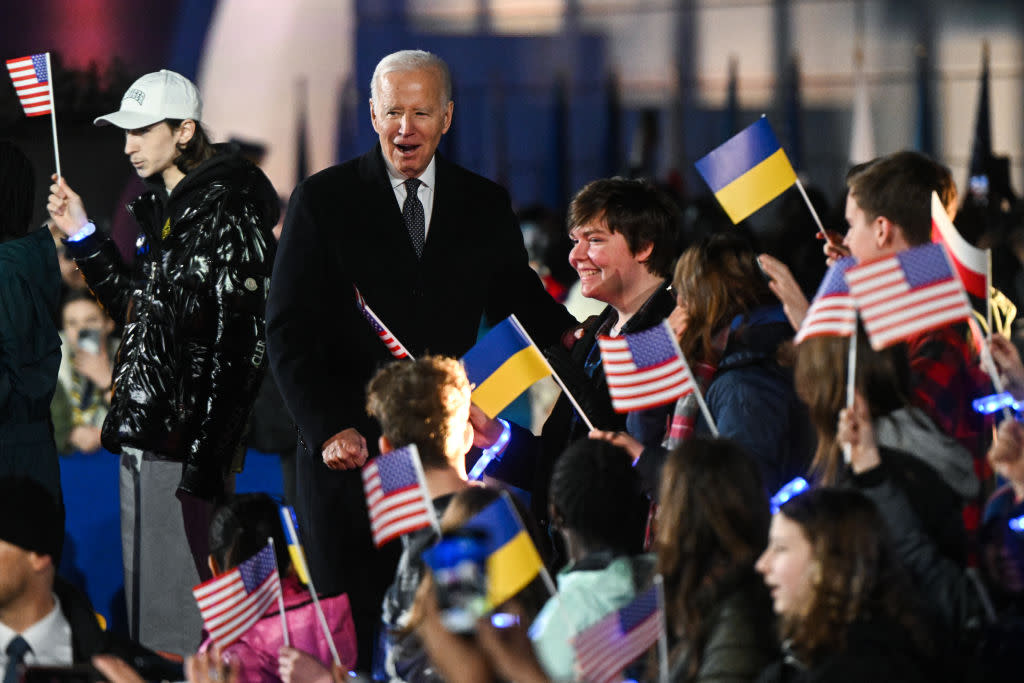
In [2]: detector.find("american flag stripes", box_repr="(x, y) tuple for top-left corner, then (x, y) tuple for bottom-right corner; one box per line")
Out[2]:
(794, 256), (857, 343)
(598, 320), (694, 413)
(845, 242), (973, 350)
(362, 444), (436, 547)
(573, 584), (663, 683)
(192, 544), (282, 649)
(354, 285), (411, 359)
(6, 53), (53, 117)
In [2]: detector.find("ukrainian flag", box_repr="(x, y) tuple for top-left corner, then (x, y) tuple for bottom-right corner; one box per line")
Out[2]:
(463, 496), (543, 607)
(278, 505), (312, 585)
(695, 116), (797, 223)
(462, 316), (551, 418)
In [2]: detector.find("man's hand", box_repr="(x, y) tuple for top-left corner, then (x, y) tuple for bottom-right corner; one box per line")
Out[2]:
(469, 404), (503, 449)
(819, 229), (850, 266)
(987, 334), (1024, 399)
(70, 425), (103, 454)
(837, 393), (881, 474)
(322, 428), (368, 470)
(758, 254), (809, 332)
(46, 175), (89, 237)
(589, 429), (643, 464)
(277, 647), (342, 683)
(74, 348), (113, 388)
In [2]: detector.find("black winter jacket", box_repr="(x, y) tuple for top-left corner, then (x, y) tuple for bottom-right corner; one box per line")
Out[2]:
(66, 146), (278, 499)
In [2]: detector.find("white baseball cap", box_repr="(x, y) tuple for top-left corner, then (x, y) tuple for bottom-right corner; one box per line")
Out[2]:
(94, 69), (202, 129)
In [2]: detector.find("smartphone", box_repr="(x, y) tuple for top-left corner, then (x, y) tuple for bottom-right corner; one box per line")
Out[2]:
(77, 328), (102, 355)
(423, 532), (489, 633)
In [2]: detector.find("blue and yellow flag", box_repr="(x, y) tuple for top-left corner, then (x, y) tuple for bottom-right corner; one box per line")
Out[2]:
(461, 316), (551, 418)
(695, 116), (797, 223)
(462, 495), (544, 607)
(278, 505), (312, 586)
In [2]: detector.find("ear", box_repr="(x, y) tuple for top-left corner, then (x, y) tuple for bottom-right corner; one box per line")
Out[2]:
(634, 240), (654, 264)
(27, 551), (53, 573)
(176, 119), (196, 145)
(874, 216), (894, 248)
(369, 99), (381, 133)
(441, 101), (454, 135)
(379, 435), (393, 454)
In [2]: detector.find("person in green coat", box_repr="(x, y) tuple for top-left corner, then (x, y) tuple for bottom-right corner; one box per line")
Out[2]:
(0, 141), (62, 502)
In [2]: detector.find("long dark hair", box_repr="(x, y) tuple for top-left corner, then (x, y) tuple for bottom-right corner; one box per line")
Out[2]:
(166, 119), (217, 174)
(208, 493), (291, 577)
(655, 437), (769, 680)
(777, 487), (930, 665)
(672, 232), (775, 362)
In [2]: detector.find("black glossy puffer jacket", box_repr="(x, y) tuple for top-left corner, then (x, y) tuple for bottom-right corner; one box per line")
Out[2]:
(66, 146), (279, 499)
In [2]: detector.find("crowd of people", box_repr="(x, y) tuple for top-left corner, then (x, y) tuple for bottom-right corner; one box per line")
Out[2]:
(1, 46), (1023, 683)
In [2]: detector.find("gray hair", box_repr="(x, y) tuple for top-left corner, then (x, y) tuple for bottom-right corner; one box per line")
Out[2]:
(370, 50), (452, 107)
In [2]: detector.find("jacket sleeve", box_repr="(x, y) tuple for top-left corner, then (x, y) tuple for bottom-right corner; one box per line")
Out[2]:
(64, 232), (134, 324)
(178, 192), (276, 498)
(856, 473), (992, 641)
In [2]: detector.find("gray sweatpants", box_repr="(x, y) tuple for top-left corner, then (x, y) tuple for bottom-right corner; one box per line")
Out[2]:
(119, 448), (221, 656)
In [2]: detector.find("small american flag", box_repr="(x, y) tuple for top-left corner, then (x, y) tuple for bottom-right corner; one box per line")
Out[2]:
(794, 256), (857, 343)
(354, 285), (411, 359)
(362, 444), (436, 547)
(192, 544), (282, 649)
(598, 320), (694, 413)
(845, 242), (973, 350)
(6, 53), (52, 117)
(573, 584), (663, 683)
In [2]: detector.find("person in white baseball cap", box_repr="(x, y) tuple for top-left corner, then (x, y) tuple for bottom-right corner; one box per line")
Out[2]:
(45, 70), (280, 657)
(94, 69), (203, 130)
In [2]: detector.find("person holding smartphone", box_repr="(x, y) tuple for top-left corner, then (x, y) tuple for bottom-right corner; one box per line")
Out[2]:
(51, 291), (118, 455)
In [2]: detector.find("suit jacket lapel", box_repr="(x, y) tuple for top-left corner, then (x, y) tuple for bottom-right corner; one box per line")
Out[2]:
(360, 144), (421, 265)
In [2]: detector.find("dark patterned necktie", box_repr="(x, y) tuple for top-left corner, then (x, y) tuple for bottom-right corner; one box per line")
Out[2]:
(4, 636), (31, 683)
(403, 177), (425, 258)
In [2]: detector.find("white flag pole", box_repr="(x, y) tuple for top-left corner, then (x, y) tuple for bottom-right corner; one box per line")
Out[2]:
(665, 321), (718, 436)
(843, 326), (858, 464)
(44, 52), (62, 180)
(510, 315), (595, 431)
(794, 177), (829, 243)
(407, 444), (441, 535)
(266, 537), (291, 648)
(654, 575), (670, 683)
(280, 512), (341, 666)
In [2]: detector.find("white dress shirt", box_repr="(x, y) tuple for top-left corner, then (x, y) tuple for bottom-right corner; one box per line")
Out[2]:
(0, 594), (74, 669)
(383, 154), (438, 241)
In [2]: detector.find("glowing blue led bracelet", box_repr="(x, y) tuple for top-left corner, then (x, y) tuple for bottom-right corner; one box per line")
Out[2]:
(468, 418), (511, 481)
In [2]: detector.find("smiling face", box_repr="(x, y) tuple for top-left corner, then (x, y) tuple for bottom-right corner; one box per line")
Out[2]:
(568, 217), (653, 312)
(756, 513), (815, 618)
(370, 68), (453, 179)
(123, 120), (191, 190)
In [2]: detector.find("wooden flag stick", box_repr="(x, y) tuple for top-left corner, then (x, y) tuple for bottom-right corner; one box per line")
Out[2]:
(280, 511), (342, 666)
(654, 575), (670, 683)
(44, 52), (62, 179)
